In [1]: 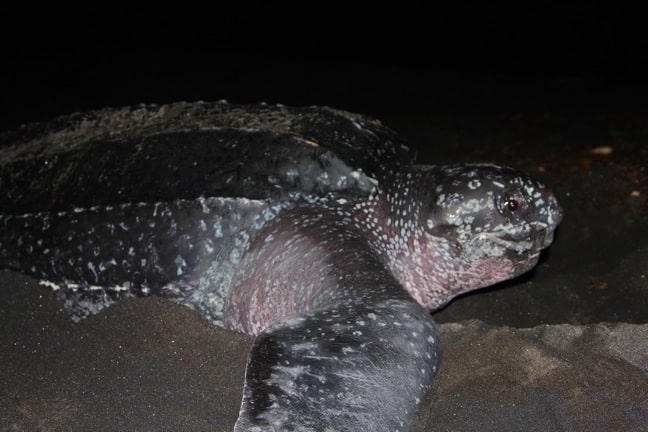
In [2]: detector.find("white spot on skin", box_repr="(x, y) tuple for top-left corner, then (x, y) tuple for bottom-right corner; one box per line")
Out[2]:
(468, 179), (481, 189)
(87, 262), (98, 281)
(174, 255), (187, 276)
(230, 248), (241, 263)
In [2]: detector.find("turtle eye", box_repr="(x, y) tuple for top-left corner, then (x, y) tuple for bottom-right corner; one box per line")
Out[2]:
(503, 197), (520, 212)
(497, 189), (527, 216)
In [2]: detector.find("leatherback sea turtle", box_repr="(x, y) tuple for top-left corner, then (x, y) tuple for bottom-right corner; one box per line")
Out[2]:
(0, 102), (562, 431)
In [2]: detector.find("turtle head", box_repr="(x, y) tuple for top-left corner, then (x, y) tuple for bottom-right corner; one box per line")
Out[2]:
(387, 164), (563, 310)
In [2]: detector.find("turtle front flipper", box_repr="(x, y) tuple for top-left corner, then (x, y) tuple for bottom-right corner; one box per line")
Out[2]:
(234, 298), (440, 431)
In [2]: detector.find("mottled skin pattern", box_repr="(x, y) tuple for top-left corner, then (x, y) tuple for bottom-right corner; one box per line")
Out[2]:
(225, 164), (561, 431)
(225, 165), (561, 335)
(0, 102), (562, 431)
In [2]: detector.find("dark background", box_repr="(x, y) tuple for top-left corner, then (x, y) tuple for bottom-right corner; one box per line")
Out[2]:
(1, 3), (647, 131)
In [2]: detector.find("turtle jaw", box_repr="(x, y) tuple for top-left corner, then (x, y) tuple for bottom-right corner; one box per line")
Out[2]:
(449, 229), (553, 295)
(450, 237), (546, 301)
(391, 227), (550, 312)
(506, 250), (542, 279)
(466, 228), (555, 260)
(447, 251), (542, 304)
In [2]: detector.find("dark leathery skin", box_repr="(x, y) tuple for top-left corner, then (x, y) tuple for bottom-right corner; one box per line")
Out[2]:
(234, 299), (439, 431)
(0, 102), (562, 431)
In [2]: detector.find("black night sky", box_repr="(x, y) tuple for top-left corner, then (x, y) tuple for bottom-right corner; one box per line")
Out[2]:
(1, 3), (647, 131)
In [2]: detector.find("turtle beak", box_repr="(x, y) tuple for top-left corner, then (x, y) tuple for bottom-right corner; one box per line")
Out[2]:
(531, 188), (563, 252)
(532, 229), (554, 251)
